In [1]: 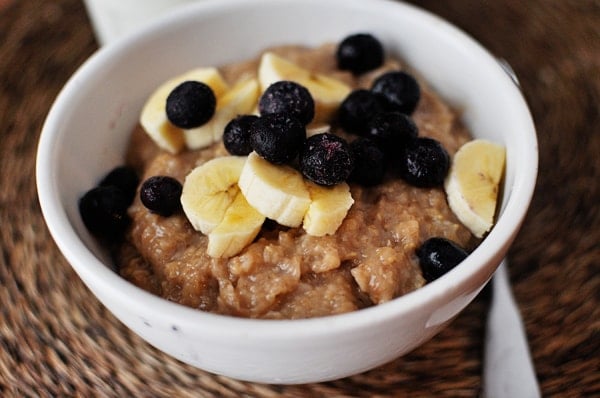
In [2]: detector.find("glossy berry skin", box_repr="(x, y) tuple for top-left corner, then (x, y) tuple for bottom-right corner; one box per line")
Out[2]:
(299, 133), (354, 186)
(140, 176), (183, 217)
(223, 114), (259, 156)
(371, 71), (421, 115)
(79, 185), (130, 240)
(366, 111), (418, 151)
(250, 113), (306, 164)
(338, 89), (387, 135)
(259, 81), (315, 125)
(336, 33), (384, 74)
(416, 237), (469, 282)
(349, 137), (387, 186)
(166, 81), (216, 128)
(398, 137), (450, 187)
(99, 165), (139, 203)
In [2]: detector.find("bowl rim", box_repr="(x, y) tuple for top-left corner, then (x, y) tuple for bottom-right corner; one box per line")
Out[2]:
(36, 0), (538, 339)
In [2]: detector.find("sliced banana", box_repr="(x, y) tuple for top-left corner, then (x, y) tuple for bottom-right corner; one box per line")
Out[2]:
(238, 151), (311, 227)
(140, 67), (229, 153)
(306, 123), (331, 137)
(303, 181), (354, 236)
(258, 52), (351, 123)
(207, 191), (265, 258)
(180, 156), (247, 234)
(444, 139), (506, 238)
(184, 77), (260, 150)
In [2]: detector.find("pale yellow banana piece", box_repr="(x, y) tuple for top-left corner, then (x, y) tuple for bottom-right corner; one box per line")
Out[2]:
(207, 191), (265, 258)
(180, 156), (247, 234)
(258, 52), (351, 123)
(306, 123), (331, 137)
(140, 67), (229, 153)
(444, 139), (506, 238)
(303, 181), (354, 236)
(184, 77), (260, 149)
(238, 152), (311, 227)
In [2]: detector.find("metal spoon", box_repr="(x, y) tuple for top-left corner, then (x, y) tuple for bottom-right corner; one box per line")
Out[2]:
(482, 61), (540, 397)
(482, 260), (540, 397)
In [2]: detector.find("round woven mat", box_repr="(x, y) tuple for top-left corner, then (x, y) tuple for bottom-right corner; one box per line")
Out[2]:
(1, 0), (598, 396)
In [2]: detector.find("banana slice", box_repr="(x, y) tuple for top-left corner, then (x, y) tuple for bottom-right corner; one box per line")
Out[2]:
(180, 156), (247, 234)
(140, 67), (229, 153)
(184, 77), (260, 150)
(207, 191), (265, 258)
(238, 151), (311, 227)
(444, 139), (506, 238)
(258, 52), (351, 123)
(303, 181), (354, 236)
(306, 123), (331, 137)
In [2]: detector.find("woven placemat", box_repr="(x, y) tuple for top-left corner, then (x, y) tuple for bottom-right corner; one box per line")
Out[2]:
(1, 0), (598, 396)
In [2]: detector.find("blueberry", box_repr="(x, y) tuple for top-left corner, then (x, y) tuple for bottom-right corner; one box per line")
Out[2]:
(371, 71), (420, 114)
(166, 81), (216, 128)
(223, 114), (259, 156)
(250, 113), (306, 164)
(338, 89), (387, 135)
(140, 176), (183, 217)
(336, 33), (384, 74)
(349, 137), (387, 186)
(416, 237), (468, 282)
(299, 133), (354, 186)
(259, 81), (315, 125)
(79, 185), (130, 239)
(397, 137), (449, 187)
(366, 111), (418, 150)
(99, 165), (139, 204)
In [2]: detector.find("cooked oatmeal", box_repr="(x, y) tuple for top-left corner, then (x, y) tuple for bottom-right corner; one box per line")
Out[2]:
(117, 43), (475, 319)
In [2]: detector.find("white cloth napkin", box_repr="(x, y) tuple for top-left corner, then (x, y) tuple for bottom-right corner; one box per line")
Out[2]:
(483, 261), (541, 398)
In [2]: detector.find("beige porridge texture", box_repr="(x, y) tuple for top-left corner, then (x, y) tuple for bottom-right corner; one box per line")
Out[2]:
(118, 44), (474, 319)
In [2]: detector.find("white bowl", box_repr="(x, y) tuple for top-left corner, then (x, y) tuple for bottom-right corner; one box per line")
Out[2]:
(36, 0), (537, 384)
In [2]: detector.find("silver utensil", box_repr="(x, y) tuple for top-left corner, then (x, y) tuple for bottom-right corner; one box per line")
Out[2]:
(483, 60), (540, 397)
(483, 260), (540, 397)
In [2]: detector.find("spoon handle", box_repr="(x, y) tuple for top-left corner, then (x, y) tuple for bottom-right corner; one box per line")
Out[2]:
(483, 260), (540, 397)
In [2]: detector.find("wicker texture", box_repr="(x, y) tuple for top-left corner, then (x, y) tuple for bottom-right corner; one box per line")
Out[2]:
(0, 0), (598, 396)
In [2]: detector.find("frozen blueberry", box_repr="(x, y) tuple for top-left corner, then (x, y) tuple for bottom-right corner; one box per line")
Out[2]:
(416, 237), (468, 282)
(259, 81), (315, 125)
(299, 133), (354, 186)
(338, 89), (387, 135)
(140, 176), (182, 217)
(166, 81), (216, 128)
(250, 113), (306, 164)
(79, 185), (130, 239)
(349, 137), (387, 186)
(366, 111), (418, 150)
(336, 33), (384, 75)
(371, 71), (420, 114)
(223, 114), (259, 156)
(397, 137), (450, 187)
(99, 165), (139, 204)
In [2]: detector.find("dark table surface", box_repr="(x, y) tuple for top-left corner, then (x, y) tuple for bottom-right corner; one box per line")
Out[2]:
(1, 0), (598, 396)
